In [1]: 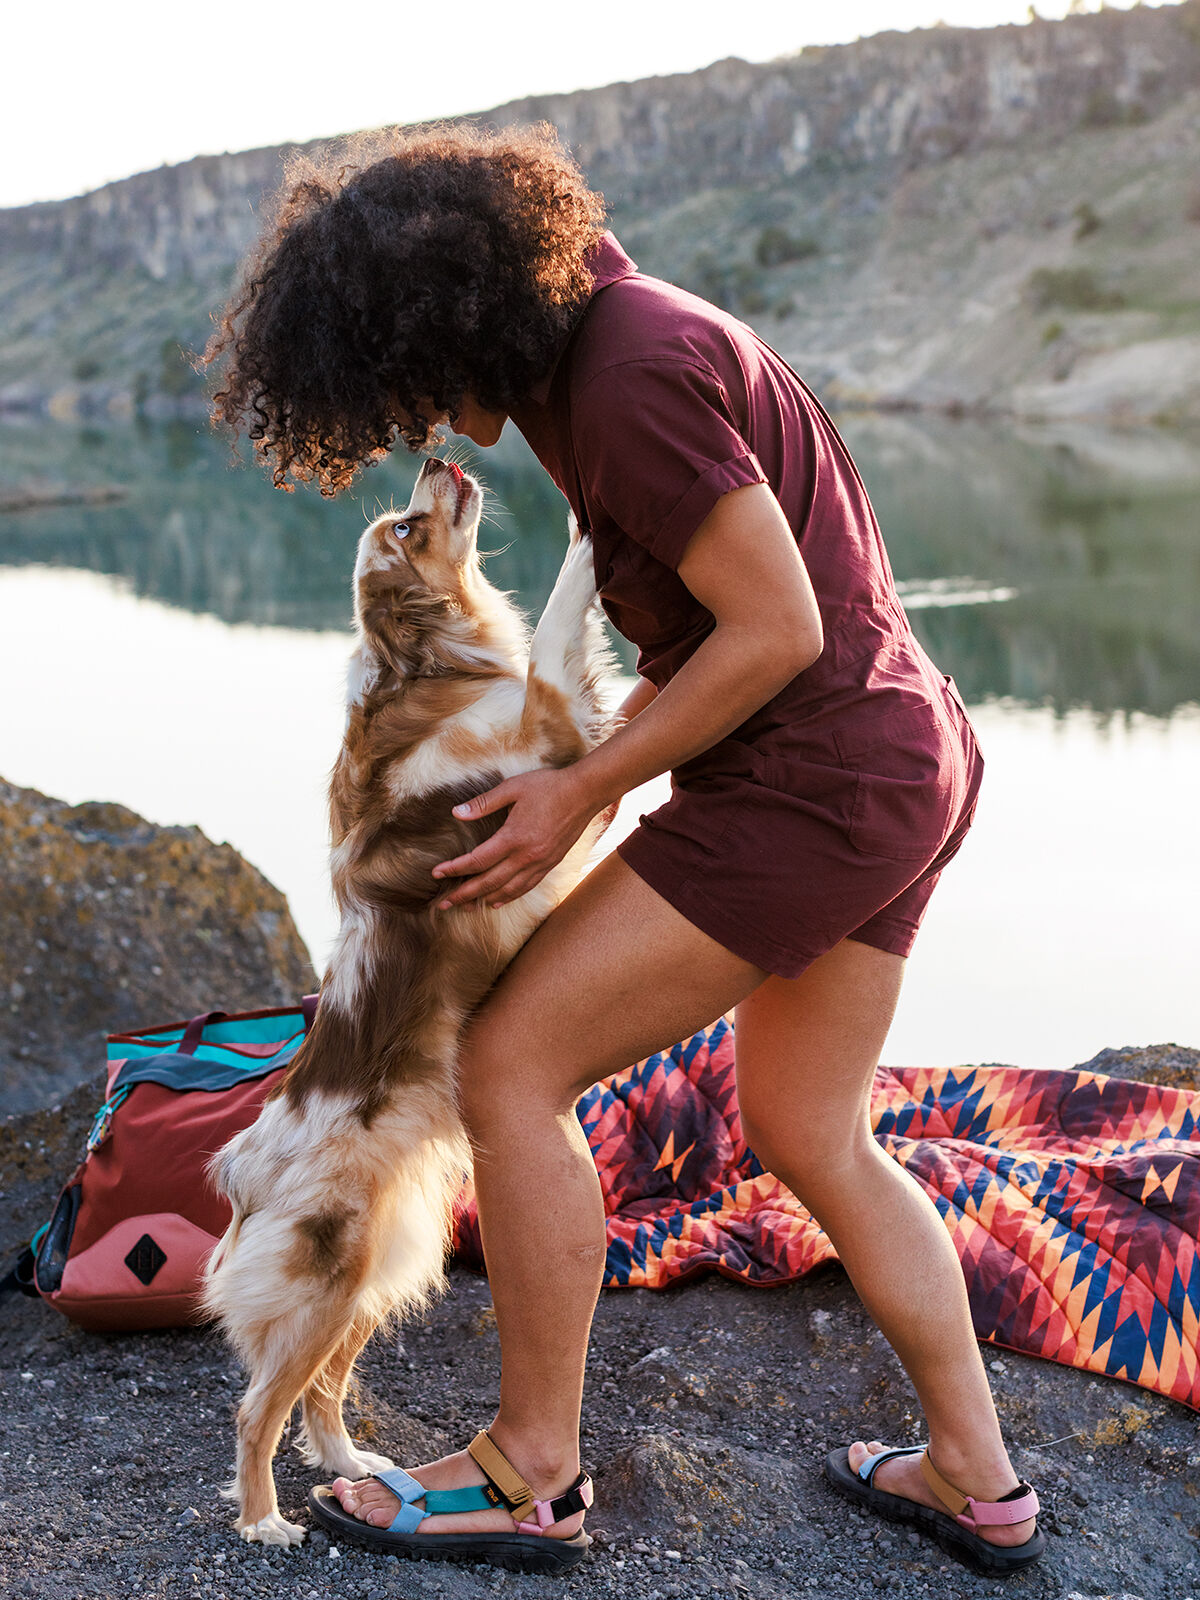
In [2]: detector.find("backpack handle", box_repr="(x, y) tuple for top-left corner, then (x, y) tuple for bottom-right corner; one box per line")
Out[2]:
(180, 1010), (230, 1054)
(179, 998), (318, 1055)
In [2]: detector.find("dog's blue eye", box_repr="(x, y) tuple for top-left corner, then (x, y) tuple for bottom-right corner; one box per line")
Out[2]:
(393, 522), (409, 538)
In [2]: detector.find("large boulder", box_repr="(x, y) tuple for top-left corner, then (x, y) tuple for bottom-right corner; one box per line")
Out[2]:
(0, 777), (317, 1114)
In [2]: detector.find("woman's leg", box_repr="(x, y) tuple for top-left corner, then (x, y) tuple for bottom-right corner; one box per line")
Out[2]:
(333, 853), (766, 1535)
(733, 936), (1034, 1548)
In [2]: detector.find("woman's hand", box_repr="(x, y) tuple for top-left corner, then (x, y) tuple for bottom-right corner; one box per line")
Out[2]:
(432, 765), (603, 910)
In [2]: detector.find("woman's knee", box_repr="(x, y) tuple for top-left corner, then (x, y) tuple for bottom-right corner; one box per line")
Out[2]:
(739, 1098), (875, 1206)
(455, 1007), (578, 1137)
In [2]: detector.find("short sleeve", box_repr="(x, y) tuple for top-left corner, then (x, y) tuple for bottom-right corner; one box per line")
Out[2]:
(571, 357), (768, 571)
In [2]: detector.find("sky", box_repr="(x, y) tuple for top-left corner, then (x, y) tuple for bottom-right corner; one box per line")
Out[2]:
(0, 0), (1170, 209)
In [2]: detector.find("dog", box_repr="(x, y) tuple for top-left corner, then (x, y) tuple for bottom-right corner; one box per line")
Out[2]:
(203, 456), (613, 1545)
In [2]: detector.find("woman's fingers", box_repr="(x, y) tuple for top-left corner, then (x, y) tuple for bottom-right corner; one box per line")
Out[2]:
(436, 860), (529, 910)
(432, 782), (522, 881)
(452, 782), (514, 821)
(432, 834), (507, 882)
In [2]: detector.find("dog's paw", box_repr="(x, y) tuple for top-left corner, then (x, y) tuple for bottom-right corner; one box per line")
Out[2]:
(326, 1445), (395, 1478)
(239, 1512), (306, 1547)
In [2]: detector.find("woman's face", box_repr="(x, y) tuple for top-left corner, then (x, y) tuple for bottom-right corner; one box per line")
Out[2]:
(447, 395), (508, 448)
(411, 394), (507, 449)
(412, 393), (508, 451)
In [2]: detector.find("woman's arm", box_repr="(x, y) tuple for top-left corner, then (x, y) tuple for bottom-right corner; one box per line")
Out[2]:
(432, 481), (822, 908)
(615, 674), (659, 725)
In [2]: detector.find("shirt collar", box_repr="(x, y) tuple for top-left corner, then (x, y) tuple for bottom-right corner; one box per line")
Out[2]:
(525, 231), (638, 406)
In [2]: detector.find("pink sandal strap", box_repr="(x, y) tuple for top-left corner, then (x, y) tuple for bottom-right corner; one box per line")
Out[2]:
(514, 1473), (594, 1536)
(920, 1450), (1039, 1533)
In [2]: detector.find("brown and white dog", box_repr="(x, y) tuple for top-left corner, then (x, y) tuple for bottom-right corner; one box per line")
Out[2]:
(203, 457), (612, 1545)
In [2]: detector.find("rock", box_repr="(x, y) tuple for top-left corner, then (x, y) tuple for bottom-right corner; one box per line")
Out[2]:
(0, 777), (316, 1113)
(598, 1433), (805, 1547)
(1076, 1042), (1200, 1091)
(3, 7), (1200, 426)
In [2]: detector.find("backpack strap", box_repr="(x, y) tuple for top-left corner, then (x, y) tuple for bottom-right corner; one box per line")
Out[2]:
(0, 1244), (40, 1301)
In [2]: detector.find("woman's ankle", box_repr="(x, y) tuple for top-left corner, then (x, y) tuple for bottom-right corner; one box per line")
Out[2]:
(926, 1435), (1021, 1499)
(486, 1417), (580, 1492)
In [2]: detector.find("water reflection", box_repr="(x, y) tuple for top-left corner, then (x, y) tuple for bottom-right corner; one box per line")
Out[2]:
(842, 415), (1200, 721)
(1, 413), (1198, 717)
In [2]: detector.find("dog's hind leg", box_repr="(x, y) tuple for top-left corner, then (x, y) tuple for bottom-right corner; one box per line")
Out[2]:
(297, 1309), (395, 1479)
(230, 1306), (359, 1546)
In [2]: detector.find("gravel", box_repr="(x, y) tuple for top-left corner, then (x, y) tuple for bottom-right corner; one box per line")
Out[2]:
(2, 1264), (1197, 1600)
(3, 1051), (1198, 1600)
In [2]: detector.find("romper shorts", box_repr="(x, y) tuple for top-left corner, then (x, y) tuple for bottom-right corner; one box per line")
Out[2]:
(616, 675), (983, 980)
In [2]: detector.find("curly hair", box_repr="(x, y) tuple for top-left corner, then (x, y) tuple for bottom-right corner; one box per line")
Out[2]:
(204, 123), (606, 493)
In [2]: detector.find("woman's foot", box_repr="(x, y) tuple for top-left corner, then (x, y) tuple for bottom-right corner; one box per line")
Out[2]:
(331, 1439), (587, 1540)
(846, 1440), (1037, 1549)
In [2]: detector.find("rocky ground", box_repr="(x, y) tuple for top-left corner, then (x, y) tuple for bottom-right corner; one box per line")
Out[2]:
(2, 1048), (1199, 1600)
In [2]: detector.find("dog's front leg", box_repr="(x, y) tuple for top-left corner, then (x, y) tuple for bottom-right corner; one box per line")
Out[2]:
(523, 524), (612, 740)
(297, 1311), (395, 1480)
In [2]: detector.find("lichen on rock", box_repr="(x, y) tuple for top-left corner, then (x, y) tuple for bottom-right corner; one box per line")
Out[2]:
(0, 776), (317, 1114)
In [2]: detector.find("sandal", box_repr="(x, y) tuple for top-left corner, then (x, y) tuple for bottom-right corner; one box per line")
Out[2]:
(308, 1428), (593, 1574)
(823, 1443), (1044, 1576)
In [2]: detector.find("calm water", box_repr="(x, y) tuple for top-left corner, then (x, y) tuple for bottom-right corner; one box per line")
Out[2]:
(1, 414), (1197, 1071)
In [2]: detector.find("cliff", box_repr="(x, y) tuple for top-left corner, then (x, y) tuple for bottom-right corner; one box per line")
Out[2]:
(1, 2), (1199, 423)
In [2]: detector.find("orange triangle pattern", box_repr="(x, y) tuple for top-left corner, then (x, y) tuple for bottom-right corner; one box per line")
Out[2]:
(453, 1021), (1200, 1410)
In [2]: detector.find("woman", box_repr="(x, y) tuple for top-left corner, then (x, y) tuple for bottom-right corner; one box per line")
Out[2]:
(208, 124), (1041, 1577)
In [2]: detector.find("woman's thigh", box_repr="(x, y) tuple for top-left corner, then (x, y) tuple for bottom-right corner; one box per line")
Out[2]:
(459, 852), (767, 1115)
(732, 937), (906, 1185)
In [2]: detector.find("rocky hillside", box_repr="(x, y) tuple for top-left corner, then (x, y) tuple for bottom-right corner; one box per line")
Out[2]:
(1, 2), (1199, 423)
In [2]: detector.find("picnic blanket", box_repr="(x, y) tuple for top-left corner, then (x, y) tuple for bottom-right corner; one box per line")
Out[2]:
(454, 1017), (1200, 1411)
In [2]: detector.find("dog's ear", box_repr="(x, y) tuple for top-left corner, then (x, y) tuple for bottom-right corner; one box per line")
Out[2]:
(360, 583), (451, 681)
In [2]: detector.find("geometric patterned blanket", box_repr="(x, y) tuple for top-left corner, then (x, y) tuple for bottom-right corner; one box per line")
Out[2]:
(454, 1017), (1200, 1411)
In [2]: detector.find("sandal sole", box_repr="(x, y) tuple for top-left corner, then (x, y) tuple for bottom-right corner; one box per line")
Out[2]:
(823, 1449), (1045, 1577)
(307, 1485), (591, 1574)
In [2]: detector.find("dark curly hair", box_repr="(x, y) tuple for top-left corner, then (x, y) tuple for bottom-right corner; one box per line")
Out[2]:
(204, 123), (606, 493)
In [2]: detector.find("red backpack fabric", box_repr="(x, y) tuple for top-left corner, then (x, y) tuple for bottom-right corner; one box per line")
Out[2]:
(26, 1000), (315, 1331)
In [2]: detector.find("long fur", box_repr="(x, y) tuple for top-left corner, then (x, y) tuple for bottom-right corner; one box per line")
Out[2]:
(202, 457), (613, 1544)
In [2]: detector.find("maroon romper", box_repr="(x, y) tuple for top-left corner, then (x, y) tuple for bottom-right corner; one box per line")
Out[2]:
(510, 234), (983, 979)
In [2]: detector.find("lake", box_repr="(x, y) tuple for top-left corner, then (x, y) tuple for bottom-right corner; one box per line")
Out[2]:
(0, 412), (1197, 1072)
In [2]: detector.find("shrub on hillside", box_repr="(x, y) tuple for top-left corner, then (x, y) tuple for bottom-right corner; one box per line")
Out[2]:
(755, 226), (821, 268)
(1074, 203), (1102, 241)
(1027, 267), (1126, 312)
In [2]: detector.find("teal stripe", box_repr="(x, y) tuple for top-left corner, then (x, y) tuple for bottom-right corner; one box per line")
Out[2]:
(110, 1035), (302, 1065)
(107, 1010), (308, 1061)
(421, 1486), (496, 1515)
(200, 1013), (308, 1045)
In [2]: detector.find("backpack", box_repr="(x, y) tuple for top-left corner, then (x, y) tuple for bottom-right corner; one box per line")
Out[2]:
(6, 999), (316, 1331)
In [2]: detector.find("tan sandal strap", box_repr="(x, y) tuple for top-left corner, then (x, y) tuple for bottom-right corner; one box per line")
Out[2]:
(919, 1450), (970, 1517)
(467, 1430), (537, 1521)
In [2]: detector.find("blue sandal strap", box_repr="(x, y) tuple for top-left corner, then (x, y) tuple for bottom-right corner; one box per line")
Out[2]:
(855, 1445), (926, 1488)
(372, 1465), (428, 1534)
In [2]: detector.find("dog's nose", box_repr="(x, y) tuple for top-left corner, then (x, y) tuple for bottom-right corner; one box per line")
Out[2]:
(421, 458), (463, 482)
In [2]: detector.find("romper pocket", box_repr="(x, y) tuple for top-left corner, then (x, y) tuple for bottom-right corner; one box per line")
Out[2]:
(832, 700), (961, 862)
